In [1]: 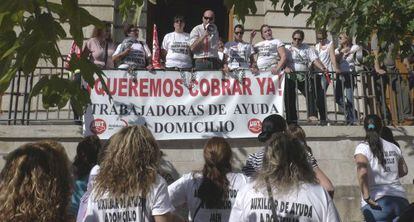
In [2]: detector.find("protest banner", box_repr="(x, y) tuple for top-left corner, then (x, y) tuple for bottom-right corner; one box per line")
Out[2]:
(83, 70), (285, 140)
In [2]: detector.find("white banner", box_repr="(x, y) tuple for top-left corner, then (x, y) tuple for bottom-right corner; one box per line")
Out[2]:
(83, 70), (285, 140)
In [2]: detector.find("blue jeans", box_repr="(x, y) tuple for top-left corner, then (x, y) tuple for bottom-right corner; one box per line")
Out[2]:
(335, 73), (356, 124)
(361, 196), (409, 222)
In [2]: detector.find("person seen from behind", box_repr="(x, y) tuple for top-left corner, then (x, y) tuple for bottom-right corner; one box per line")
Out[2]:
(0, 141), (72, 222)
(69, 135), (102, 217)
(229, 131), (340, 221)
(354, 114), (409, 221)
(168, 137), (248, 222)
(288, 124), (335, 197)
(80, 126), (174, 222)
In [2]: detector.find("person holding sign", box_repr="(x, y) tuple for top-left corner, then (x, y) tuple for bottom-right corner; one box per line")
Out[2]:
(230, 132), (340, 222)
(354, 114), (409, 222)
(222, 24), (258, 74)
(168, 137), (248, 222)
(253, 24), (287, 75)
(112, 24), (152, 70)
(80, 126), (174, 222)
(161, 15), (192, 70)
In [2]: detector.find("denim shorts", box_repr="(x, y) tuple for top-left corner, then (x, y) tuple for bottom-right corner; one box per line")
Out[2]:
(361, 195), (409, 222)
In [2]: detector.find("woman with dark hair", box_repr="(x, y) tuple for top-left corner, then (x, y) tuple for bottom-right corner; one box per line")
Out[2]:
(168, 137), (248, 222)
(355, 114), (409, 221)
(288, 124), (335, 197)
(230, 132), (340, 221)
(80, 126), (174, 222)
(70, 135), (102, 217)
(253, 24), (287, 74)
(0, 141), (72, 222)
(112, 24), (152, 70)
(381, 126), (400, 148)
(85, 21), (117, 69)
(242, 114), (287, 177)
(285, 30), (328, 124)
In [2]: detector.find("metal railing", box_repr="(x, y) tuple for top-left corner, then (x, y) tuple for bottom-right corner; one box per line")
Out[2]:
(1, 66), (412, 125)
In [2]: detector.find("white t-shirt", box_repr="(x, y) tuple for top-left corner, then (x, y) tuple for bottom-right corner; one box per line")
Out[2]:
(254, 39), (285, 70)
(354, 139), (407, 207)
(223, 41), (254, 70)
(190, 24), (219, 59)
(168, 172), (248, 222)
(229, 182), (341, 222)
(80, 174), (174, 222)
(315, 41), (333, 72)
(162, 32), (192, 68)
(76, 165), (100, 222)
(335, 44), (360, 72)
(113, 38), (152, 69)
(286, 44), (318, 72)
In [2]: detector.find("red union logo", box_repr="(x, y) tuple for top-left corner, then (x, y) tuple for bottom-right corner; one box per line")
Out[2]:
(90, 119), (107, 135)
(248, 118), (262, 134)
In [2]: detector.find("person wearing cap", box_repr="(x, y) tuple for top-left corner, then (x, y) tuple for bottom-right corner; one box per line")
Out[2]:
(241, 114), (336, 197)
(161, 15), (192, 70)
(189, 9), (220, 70)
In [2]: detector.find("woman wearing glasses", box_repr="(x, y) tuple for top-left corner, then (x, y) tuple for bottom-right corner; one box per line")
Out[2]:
(222, 24), (258, 74)
(112, 24), (152, 70)
(161, 15), (192, 70)
(335, 32), (360, 125)
(284, 29), (327, 124)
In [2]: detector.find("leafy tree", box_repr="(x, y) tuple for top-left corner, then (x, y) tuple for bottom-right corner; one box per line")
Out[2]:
(0, 0), (412, 115)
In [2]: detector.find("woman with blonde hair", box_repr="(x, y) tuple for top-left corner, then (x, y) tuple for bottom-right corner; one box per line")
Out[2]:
(288, 124), (335, 197)
(230, 132), (340, 221)
(168, 137), (248, 222)
(80, 125), (174, 222)
(0, 141), (72, 222)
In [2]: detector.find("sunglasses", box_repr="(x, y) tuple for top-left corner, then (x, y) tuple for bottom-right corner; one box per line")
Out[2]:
(235, 31), (244, 35)
(203, 16), (214, 21)
(293, 38), (303, 41)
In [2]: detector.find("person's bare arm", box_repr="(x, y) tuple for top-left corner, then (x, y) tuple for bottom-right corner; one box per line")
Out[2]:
(329, 44), (341, 74)
(271, 46), (287, 75)
(314, 167), (335, 198)
(154, 213), (172, 222)
(312, 59), (327, 72)
(398, 157), (408, 177)
(190, 32), (209, 52)
(112, 47), (131, 63)
(355, 154), (379, 208)
(373, 49), (386, 75)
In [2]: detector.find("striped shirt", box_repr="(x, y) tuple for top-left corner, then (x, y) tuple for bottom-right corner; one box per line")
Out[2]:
(242, 148), (318, 177)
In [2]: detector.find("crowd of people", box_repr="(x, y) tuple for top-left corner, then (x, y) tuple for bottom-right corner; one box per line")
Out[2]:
(0, 113), (412, 221)
(67, 9), (414, 126)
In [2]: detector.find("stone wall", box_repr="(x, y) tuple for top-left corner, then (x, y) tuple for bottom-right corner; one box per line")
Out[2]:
(1, 125), (413, 221)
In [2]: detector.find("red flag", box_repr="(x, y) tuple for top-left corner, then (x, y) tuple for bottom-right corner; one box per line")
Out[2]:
(152, 24), (162, 69)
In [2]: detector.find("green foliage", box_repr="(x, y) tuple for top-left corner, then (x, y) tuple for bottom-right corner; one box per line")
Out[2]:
(0, 0), (104, 114)
(269, 0), (414, 58)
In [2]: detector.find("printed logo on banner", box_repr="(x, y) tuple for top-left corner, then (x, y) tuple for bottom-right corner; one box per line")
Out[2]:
(90, 119), (107, 134)
(247, 118), (262, 134)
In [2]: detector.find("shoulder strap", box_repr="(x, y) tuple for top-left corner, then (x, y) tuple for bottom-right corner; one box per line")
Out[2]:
(192, 201), (203, 221)
(266, 179), (279, 222)
(140, 197), (147, 221)
(103, 42), (108, 69)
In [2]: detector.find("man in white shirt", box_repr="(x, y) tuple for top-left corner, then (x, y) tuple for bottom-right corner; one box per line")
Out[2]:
(190, 10), (220, 70)
(161, 15), (192, 69)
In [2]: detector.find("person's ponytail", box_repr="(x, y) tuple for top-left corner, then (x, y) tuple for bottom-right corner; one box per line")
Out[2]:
(364, 115), (385, 167)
